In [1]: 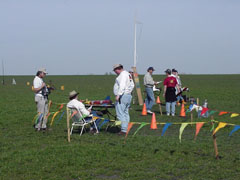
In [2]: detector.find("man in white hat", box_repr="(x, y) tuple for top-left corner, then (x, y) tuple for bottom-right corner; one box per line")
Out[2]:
(33, 68), (48, 131)
(67, 90), (99, 133)
(113, 64), (135, 135)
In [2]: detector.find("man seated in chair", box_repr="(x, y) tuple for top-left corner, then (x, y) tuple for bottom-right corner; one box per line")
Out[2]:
(67, 90), (100, 134)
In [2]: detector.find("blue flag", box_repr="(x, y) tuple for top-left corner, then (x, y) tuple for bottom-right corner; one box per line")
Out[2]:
(161, 123), (172, 136)
(229, 125), (240, 136)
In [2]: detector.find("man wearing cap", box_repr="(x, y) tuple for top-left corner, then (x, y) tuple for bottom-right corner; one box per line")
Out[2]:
(163, 69), (180, 116)
(33, 68), (48, 131)
(144, 67), (158, 114)
(67, 90), (100, 133)
(113, 64), (135, 135)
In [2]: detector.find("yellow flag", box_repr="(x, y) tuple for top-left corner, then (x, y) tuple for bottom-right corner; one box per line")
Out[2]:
(115, 121), (121, 126)
(213, 122), (227, 135)
(179, 123), (188, 143)
(230, 113), (239, 118)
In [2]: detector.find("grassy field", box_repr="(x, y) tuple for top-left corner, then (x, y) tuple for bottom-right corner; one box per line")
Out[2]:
(1, 74), (240, 180)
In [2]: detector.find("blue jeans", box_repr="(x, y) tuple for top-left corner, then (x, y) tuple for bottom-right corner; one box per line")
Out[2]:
(115, 94), (132, 132)
(145, 87), (155, 111)
(166, 102), (176, 115)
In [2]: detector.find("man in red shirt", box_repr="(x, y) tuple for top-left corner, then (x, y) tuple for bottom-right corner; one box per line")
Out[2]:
(163, 69), (180, 116)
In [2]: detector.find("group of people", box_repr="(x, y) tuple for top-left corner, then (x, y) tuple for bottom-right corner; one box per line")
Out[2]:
(144, 67), (183, 116)
(32, 64), (184, 135)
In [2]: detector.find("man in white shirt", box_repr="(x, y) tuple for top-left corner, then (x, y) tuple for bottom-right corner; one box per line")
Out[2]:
(144, 67), (158, 114)
(113, 64), (134, 135)
(67, 90), (99, 133)
(33, 68), (48, 131)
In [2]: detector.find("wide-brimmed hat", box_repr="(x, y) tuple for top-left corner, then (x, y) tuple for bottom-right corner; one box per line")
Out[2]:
(38, 68), (47, 74)
(113, 64), (123, 71)
(69, 90), (79, 99)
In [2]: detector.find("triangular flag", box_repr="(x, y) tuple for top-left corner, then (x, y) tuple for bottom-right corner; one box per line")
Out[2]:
(125, 122), (134, 138)
(195, 122), (205, 140)
(218, 111), (228, 116)
(133, 122), (148, 136)
(115, 121), (122, 126)
(161, 123), (172, 136)
(230, 113), (239, 118)
(179, 123), (188, 143)
(209, 110), (217, 116)
(213, 122), (227, 135)
(229, 125), (240, 136)
(200, 108), (209, 116)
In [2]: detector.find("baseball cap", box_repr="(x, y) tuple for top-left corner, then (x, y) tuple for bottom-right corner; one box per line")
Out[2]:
(147, 67), (155, 71)
(165, 69), (171, 74)
(172, 68), (178, 73)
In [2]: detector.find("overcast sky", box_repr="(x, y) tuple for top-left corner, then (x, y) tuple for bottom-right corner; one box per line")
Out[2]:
(0, 0), (239, 75)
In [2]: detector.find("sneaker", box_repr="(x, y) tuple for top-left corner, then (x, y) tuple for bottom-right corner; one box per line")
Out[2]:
(167, 113), (170, 116)
(171, 113), (175, 116)
(147, 110), (153, 114)
(118, 131), (126, 136)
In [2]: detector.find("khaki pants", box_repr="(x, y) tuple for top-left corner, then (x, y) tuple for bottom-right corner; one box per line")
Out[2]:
(35, 96), (48, 129)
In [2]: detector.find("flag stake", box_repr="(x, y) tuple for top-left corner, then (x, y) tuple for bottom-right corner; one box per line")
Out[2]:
(211, 116), (219, 159)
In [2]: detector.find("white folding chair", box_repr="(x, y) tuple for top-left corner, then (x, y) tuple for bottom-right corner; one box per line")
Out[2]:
(68, 107), (99, 136)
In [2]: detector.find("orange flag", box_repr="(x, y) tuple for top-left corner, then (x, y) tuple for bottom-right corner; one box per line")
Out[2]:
(218, 111), (228, 116)
(125, 122), (134, 139)
(195, 122), (205, 140)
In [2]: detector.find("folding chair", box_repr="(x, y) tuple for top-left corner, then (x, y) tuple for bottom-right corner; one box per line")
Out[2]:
(67, 107), (99, 136)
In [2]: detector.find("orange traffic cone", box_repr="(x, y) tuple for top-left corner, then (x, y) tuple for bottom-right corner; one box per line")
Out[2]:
(141, 103), (147, 116)
(156, 96), (161, 104)
(180, 103), (186, 117)
(150, 113), (157, 129)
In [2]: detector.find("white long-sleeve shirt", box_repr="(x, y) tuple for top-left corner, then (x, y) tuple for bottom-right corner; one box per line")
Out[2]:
(67, 99), (90, 117)
(144, 72), (155, 88)
(113, 70), (135, 96)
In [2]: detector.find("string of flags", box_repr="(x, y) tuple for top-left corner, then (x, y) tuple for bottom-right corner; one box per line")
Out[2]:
(33, 101), (240, 143)
(122, 120), (240, 142)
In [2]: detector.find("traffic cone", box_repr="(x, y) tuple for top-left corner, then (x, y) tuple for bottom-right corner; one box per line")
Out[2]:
(156, 96), (161, 104)
(141, 103), (147, 116)
(180, 103), (186, 117)
(150, 113), (157, 129)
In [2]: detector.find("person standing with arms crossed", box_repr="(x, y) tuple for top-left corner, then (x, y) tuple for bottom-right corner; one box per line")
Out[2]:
(163, 69), (180, 116)
(113, 64), (134, 135)
(144, 67), (158, 114)
(33, 68), (48, 131)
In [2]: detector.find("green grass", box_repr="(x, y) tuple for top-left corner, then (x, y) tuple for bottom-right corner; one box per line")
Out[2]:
(1, 74), (240, 180)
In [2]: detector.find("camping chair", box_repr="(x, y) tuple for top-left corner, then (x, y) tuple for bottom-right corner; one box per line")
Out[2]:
(67, 107), (99, 136)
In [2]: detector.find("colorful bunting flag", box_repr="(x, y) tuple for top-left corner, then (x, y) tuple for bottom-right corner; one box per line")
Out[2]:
(115, 121), (121, 126)
(125, 122), (134, 138)
(179, 123), (188, 143)
(230, 113), (239, 118)
(195, 122), (205, 140)
(218, 111), (228, 116)
(133, 122), (148, 136)
(161, 123), (172, 136)
(209, 110), (217, 116)
(213, 122), (227, 135)
(229, 125), (240, 136)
